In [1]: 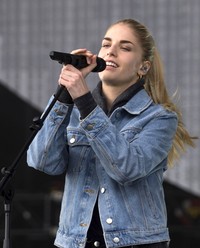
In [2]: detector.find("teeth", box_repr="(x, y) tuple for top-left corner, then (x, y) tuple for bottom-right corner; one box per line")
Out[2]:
(106, 61), (118, 68)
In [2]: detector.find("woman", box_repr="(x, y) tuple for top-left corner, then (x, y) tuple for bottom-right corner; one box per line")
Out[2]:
(27, 19), (195, 248)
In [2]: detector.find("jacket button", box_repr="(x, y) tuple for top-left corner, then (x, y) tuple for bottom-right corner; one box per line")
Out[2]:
(106, 218), (113, 224)
(113, 237), (120, 243)
(55, 109), (64, 116)
(70, 137), (76, 144)
(86, 124), (94, 130)
(101, 188), (106, 193)
(115, 112), (121, 119)
(94, 241), (100, 247)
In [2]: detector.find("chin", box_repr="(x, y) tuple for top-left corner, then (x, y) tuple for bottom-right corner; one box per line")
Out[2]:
(99, 72), (117, 83)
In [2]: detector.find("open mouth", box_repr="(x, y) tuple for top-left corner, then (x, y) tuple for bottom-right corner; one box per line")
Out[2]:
(106, 61), (118, 68)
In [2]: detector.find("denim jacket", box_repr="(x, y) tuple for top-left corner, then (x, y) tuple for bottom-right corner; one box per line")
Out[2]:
(27, 89), (177, 248)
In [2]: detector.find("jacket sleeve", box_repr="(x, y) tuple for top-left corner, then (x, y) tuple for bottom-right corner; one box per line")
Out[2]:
(27, 96), (72, 175)
(80, 105), (178, 185)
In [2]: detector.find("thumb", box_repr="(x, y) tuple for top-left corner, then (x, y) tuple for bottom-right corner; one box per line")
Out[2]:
(81, 55), (97, 77)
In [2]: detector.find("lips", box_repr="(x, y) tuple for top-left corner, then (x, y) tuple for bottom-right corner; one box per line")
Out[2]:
(106, 61), (118, 68)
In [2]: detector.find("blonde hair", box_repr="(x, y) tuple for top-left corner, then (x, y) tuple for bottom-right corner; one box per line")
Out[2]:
(111, 19), (196, 166)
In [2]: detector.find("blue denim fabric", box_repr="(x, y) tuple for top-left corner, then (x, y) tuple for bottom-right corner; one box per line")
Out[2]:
(86, 241), (169, 248)
(27, 89), (177, 248)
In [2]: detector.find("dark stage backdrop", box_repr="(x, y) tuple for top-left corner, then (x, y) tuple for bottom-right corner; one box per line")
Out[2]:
(0, 83), (64, 247)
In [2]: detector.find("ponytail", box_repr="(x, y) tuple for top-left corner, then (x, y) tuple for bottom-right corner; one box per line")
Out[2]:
(111, 18), (196, 166)
(144, 48), (196, 166)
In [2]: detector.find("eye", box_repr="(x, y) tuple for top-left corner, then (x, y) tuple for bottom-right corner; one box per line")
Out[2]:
(121, 47), (131, 51)
(102, 43), (110, 48)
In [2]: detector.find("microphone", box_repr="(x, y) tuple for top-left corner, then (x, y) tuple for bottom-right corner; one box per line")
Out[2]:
(49, 51), (106, 72)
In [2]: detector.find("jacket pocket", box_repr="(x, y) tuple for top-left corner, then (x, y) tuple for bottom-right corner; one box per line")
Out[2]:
(142, 178), (160, 219)
(66, 130), (91, 172)
(121, 126), (142, 143)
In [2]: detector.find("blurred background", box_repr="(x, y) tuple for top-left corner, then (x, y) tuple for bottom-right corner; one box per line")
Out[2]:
(0, 0), (199, 247)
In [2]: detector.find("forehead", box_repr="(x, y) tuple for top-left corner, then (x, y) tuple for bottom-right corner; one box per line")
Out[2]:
(104, 23), (138, 42)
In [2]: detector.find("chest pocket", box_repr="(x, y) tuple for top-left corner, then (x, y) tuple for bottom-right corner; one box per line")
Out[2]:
(67, 130), (92, 172)
(121, 126), (142, 143)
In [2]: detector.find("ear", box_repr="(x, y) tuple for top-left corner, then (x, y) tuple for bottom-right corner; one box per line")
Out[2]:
(138, 61), (151, 77)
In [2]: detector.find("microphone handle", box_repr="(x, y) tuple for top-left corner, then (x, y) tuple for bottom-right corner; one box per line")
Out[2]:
(49, 51), (106, 72)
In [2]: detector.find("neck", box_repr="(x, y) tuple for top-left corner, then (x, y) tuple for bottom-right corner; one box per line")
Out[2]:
(102, 82), (134, 110)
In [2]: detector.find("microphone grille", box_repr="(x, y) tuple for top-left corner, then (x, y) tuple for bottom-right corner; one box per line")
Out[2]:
(92, 57), (106, 72)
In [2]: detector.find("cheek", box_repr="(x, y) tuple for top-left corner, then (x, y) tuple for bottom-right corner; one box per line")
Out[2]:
(122, 62), (140, 81)
(98, 49), (104, 59)
(125, 63), (137, 75)
(125, 59), (141, 74)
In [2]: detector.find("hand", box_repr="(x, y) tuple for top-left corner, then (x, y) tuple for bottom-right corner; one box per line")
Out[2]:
(58, 48), (97, 99)
(71, 48), (97, 78)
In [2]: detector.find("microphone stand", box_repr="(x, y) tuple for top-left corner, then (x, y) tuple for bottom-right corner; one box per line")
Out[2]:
(0, 85), (66, 248)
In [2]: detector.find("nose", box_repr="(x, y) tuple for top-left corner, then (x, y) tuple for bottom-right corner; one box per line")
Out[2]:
(106, 45), (117, 57)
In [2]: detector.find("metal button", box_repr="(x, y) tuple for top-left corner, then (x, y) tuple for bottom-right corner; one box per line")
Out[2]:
(55, 109), (64, 116)
(113, 237), (120, 243)
(101, 187), (106, 193)
(115, 112), (120, 118)
(79, 223), (88, 227)
(94, 241), (100, 247)
(69, 137), (76, 144)
(84, 189), (95, 194)
(106, 218), (113, 224)
(86, 124), (94, 131)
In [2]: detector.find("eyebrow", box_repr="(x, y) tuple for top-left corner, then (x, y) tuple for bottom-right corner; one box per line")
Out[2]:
(103, 37), (135, 46)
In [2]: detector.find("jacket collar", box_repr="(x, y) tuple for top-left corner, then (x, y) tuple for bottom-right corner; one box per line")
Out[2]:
(92, 79), (153, 116)
(122, 89), (153, 115)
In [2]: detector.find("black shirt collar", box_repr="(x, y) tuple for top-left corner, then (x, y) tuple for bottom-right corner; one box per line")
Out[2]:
(92, 78), (145, 116)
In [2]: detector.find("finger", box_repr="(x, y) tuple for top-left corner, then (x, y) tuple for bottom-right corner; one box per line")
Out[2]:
(61, 64), (79, 73)
(71, 48), (87, 55)
(71, 48), (93, 58)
